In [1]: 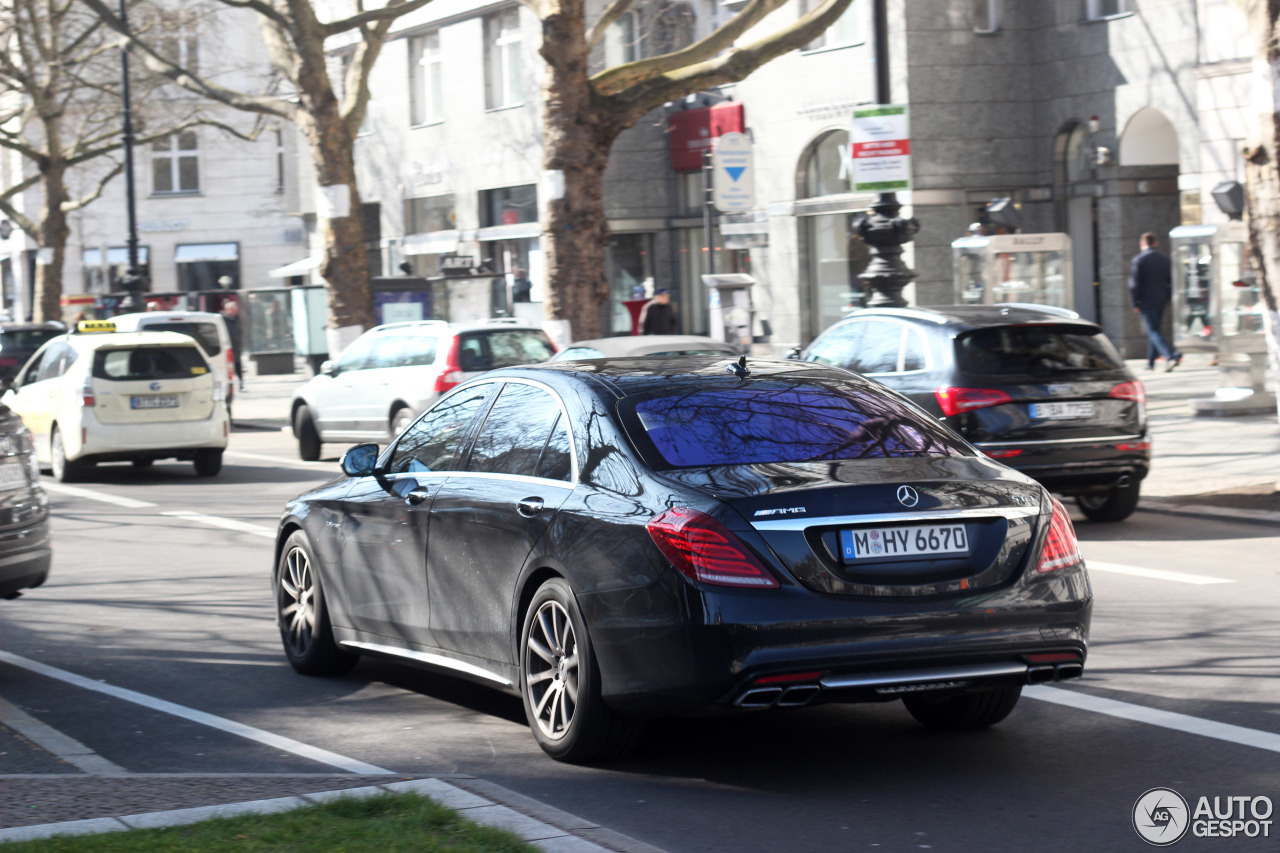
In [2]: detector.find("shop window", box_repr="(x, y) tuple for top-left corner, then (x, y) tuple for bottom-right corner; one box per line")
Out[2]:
(175, 242), (239, 291)
(409, 31), (444, 125)
(802, 129), (852, 198)
(606, 233), (654, 334)
(481, 185), (537, 227)
(152, 131), (199, 194)
(405, 194), (456, 234)
(83, 247), (150, 292)
(485, 9), (524, 109)
(799, 0), (861, 50)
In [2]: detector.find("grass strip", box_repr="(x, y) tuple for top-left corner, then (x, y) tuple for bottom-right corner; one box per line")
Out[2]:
(3, 792), (539, 853)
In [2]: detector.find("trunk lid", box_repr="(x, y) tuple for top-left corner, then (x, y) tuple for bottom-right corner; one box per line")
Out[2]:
(90, 344), (216, 424)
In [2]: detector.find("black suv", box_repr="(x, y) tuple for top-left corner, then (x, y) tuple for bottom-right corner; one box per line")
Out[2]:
(796, 304), (1149, 522)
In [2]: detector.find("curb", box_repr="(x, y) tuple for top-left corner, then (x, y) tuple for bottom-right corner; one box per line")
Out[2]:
(0, 777), (666, 853)
(1137, 500), (1280, 526)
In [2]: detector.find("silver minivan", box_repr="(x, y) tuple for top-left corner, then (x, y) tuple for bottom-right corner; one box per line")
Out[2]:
(289, 319), (557, 460)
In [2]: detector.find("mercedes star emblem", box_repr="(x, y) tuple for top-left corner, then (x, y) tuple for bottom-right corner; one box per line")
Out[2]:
(896, 485), (920, 508)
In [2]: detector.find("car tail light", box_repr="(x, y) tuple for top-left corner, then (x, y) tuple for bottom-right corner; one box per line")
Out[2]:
(1115, 441), (1150, 452)
(935, 387), (1014, 417)
(1109, 380), (1146, 404)
(434, 337), (464, 394)
(646, 507), (779, 588)
(984, 448), (1023, 459)
(0, 356), (17, 369)
(226, 347), (235, 383)
(81, 376), (95, 408)
(1036, 497), (1081, 573)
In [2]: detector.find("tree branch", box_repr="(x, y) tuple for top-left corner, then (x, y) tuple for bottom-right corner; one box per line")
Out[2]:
(586, 0), (637, 49)
(213, 0), (292, 30)
(0, 195), (39, 238)
(323, 0), (435, 37)
(62, 160), (124, 212)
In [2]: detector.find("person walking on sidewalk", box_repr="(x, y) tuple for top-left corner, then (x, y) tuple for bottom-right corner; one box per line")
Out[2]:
(640, 288), (679, 335)
(1129, 232), (1183, 372)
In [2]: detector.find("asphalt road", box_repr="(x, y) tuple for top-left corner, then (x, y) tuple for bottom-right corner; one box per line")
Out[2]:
(1, 429), (1277, 852)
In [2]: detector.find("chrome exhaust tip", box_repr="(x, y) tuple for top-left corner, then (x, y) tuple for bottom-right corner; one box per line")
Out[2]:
(735, 687), (783, 708)
(1115, 474), (1133, 489)
(1026, 665), (1056, 685)
(1055, 663), (1084, 681)
(776, 684), (821, 707)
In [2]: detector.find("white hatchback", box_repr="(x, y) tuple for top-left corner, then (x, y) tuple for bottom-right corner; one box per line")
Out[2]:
(2, 324), (229, 481)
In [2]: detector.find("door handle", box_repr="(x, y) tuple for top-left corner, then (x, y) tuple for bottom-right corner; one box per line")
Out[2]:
(405, 487), (431, 507)
(517, 497), (544, 517)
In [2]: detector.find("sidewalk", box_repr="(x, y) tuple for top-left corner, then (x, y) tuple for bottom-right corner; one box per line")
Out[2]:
(230, 358), (313, 429)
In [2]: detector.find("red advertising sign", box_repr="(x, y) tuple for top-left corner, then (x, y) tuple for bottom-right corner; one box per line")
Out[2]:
(668, 103), (745, 172)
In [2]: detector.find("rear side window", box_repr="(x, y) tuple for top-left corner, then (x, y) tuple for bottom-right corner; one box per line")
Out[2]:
(457, 330), (556, 371)
(140, 322), (221, 357)
(369, 333), (438, 368)
(957, 325), (1124, 377)
(623, 382), (970, 470)
(465, 383), (564, 478)
(93, 346), (208, 381)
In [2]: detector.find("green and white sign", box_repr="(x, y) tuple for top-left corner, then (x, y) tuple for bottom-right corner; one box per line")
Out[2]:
(852, 105), (911, 192)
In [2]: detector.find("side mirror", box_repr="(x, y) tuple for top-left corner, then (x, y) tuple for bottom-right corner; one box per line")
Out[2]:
(785, 346), (802, 361)
(340, 443), (380, 477)
(319, 360), (336, 376)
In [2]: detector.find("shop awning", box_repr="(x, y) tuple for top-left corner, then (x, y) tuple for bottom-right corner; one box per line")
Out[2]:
(83, 247), (150, 265)
(175, 242), (239, 263)
(268, 255), (322, 279)
(402, 230), (460, 256)
(476, 223), (540, 241)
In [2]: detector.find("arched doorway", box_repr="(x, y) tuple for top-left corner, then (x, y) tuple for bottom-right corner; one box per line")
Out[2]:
(1119, 108), (1179, 166)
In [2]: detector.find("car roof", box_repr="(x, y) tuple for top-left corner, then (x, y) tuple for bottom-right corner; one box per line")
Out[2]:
(369, 318), (546, 335)
(0, 322), (64, 332)
(485, 356), (868, 399)
(562, 335), (738, 357)
(65, 330), (206, 351)
(843, 304), (1099, 333)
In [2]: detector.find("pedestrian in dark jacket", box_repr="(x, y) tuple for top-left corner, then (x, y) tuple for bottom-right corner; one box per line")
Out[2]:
(1129, 232), (1182, 371)
(640, 289), (678, 335)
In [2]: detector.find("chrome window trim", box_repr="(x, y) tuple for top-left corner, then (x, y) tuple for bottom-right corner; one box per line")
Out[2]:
(338, 641), (512, 687)
(975, 434), (1142, 448)
(750, 504), (1039, 532)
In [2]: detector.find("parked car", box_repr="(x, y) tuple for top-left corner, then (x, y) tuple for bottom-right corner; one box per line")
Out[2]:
(0, 403), (51, 600)
(551, 334), (739, 362)
(0, 323), (65, 383)
(111, 311), (236, 412)
(2, 322), (229, 481)
(795, 304), (1149, 522)
(289, 318), (557, 460)
(273, 356), (1091, 762)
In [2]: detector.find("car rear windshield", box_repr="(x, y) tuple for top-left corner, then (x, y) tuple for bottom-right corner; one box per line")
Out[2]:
(622, 382), (971, 470)
(93, 346), (209, 381)
(0, 329), (60, 352)
(139, 322), (221, 357)
(956, 325), (1124, 377)
(457, 330), (556, 371)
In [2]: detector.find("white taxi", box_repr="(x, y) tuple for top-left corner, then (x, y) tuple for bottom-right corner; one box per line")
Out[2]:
(2, 321), (229, 481)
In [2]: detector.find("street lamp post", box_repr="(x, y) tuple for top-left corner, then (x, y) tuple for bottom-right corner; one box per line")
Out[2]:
(853, 0), (918, 308)
(116, 0), (147, 312)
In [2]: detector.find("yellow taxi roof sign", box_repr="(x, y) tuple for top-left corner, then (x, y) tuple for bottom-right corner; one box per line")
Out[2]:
(76, 320), (116, 334)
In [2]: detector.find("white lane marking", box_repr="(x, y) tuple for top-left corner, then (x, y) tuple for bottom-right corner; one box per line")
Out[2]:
(159, 510), (276, 539)
(0, 695), (127, 775)
(1027, 685), (1280, 754)
(226, 450), (334, 469)
(0, 650), (393, 775)
(1086, 560), (1232, 585)
(40, 481), (156, 509)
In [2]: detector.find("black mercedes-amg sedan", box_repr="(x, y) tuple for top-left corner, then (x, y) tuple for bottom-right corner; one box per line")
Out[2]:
(273, 357), (1092, 762)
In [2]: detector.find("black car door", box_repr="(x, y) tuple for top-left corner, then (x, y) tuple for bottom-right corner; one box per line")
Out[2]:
(337, 382), (495, 645)
(426, 380), (575, 663)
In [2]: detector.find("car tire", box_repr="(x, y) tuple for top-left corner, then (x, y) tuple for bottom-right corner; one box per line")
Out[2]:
(520, 578), (643, 763)
(903, 685), (1022, 731)
(50, 427), (83, 483)
(276, 531), (359, 676)
(132, 458), (154, 469)
(1076, 481), (1140, 523)
(193, 449), (223, 477)
(295, 405), (321, 462)
(390, 406), (414, 440)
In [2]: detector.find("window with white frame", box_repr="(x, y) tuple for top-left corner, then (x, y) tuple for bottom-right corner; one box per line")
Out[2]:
(973, 0), (1000, 33)
(156, 10), (199, 73)
(152, 131), (199, 194)
(799, 0), (862, 51)
(1086, 0), (1128, 19)
(485, 9), (524, 109)
(603, 11), (638, 67)
(274, 128), (285, 193)
(409, 31), (444, 125)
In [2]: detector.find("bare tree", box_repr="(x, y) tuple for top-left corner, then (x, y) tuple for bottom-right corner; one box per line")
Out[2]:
(1235, 0), (1280, 421)
(82, 0), (434, 350)
(535, 0), (857, 340)
(0, 0), (226, 321)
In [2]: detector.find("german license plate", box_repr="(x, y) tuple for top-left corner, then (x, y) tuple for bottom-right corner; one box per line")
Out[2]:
(840, 524), (970, 561)
(1030, 401), (1095, 419)
(131, 395), (179, 409)
(0, 462), (26, 491)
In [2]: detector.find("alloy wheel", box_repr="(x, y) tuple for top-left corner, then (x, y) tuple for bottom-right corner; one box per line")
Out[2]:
(525, 600), (579, 740)
(279, 546), (315, 657)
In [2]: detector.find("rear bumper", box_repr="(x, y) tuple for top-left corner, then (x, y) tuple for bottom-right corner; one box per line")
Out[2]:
(0, 517), (51, 598)
(582, 563), (1092, 718)
(975, 437), (1150, 494)
(73, 412), (228, 461)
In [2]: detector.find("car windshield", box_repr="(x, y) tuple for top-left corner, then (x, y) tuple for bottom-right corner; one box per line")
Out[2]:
(0, 329), (59, 352)
(956, 325), (1124, 377)
(622, 382), (971, 470)
(139, 322), (221, 357)
(457, 329), (556, 371)
(92, 346), (209, 381)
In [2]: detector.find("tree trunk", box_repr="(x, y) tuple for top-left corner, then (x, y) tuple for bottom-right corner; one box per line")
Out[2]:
(33, 163), (70, 323)
(1245, 8), (1280, 424)
(298, 109), (374, 353)
(539, 3), (618, 343)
